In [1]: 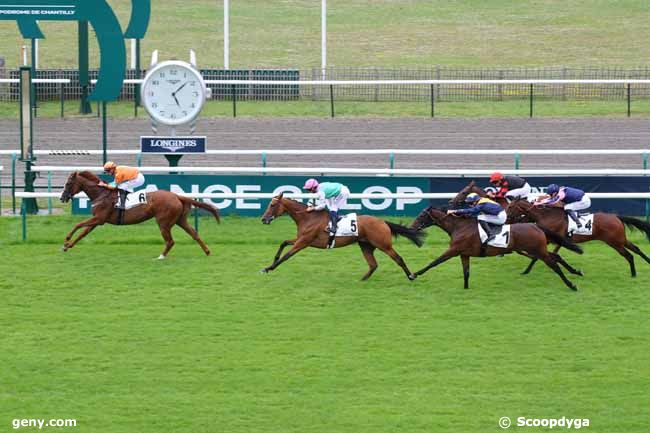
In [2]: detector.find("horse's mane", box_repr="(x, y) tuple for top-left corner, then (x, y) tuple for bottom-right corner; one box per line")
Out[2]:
(279, 196), (308, 208)
(77, 171), (101, 183)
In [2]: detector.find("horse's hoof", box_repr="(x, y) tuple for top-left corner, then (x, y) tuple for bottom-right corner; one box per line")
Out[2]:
(408, 273), (417, 281)
(570, 285), (578, 291)
(61, 246), (68, 252)
(260, 268), (269, 274)
(157, 255), (166, 260)
(205, 250), (211, 256)
(576, 270), (584, 277)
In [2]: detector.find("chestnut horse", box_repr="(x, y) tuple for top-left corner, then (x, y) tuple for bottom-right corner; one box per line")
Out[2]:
(409, 206), (583, 291)
(60, 171), (220, 258)
(260, 194), (425, 280)
(506, 199), (650, 277)
(450, 180), (509, 208)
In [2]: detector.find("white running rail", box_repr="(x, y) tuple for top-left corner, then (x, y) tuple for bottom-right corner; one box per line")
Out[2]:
(1, 149), (649, 156)
(27, 166), (650, 176)
(96, 79), (650, 85)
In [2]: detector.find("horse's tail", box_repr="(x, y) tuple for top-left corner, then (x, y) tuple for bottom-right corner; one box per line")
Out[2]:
(385, 221), (426, 248)
(617, 216), (650, 240)
(539, 226), (583, 255)
(181, 197), (221, 223)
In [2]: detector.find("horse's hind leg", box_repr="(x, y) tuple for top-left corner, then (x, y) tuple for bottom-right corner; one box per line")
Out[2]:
(612, 244), (636, 277)
(358, 242), (378, 281)
(156, 224), (175, 259)
(625, 241), (650, 265)
(540, 254), (578, 291)
(550, 252), (583, 276)
(522, 245), (560, 275)
(381, 247), (414, 280)
(177, 217), (211, 256)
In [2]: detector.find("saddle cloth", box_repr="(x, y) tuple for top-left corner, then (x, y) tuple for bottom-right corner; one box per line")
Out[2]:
(567, 213), (594, 236)
(115, 191), (148, 210)
(328, 213), (359, 237)
(478, 223), (511, 248)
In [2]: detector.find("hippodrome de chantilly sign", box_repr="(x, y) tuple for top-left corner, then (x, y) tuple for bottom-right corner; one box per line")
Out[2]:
(0, 0), (150, 101)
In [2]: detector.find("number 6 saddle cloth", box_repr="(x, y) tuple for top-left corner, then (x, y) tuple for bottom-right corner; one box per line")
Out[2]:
(328, 213), (359, 237)
(567, 213), (594, 236)
(115, 191), (148, 210)
(477, 223), (512, 248)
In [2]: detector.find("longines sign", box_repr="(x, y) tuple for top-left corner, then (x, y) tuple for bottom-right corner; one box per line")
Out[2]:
(140, 136), (207, 154)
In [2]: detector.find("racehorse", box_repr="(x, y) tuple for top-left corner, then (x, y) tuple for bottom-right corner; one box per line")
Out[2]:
(409, 206), (584, 290)
(506, 199), (650, 277)
(59, 171), (220, 259)
(260, 194), (425, 280)
(450, 180), (509, 208)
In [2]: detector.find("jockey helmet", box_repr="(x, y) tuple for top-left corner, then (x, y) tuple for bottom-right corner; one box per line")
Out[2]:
(546, 184), (560, 195)
(465, 193), (481, 203)
(103, 161), (116, 172)
(303, 178), (319, 190)
(489, 172), (504, 183)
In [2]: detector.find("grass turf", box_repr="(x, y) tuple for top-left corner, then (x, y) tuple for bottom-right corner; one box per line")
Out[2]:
(1, 1), (650, 69)
(1, 214), (649, 432)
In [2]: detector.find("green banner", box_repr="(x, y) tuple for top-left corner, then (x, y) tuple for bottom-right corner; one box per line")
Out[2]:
(72, 175), (430, 216)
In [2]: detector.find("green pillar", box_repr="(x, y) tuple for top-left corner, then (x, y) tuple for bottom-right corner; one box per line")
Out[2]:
(165, 155), (183, 175)
(78, 21), (92, 114)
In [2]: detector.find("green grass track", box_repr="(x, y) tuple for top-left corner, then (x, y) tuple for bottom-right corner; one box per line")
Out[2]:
(1, 215), (649, 432)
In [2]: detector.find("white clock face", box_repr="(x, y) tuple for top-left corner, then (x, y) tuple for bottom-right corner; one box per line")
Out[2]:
(142, 61), (206, 126)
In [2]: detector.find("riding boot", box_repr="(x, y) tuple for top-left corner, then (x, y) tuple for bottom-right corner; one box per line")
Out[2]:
(479, 220), (496, 244)
(117, 189), (128, 225)
(117, 189), (128, 210)
(567, 210), (582, 228)
(328, 211), (339, 235)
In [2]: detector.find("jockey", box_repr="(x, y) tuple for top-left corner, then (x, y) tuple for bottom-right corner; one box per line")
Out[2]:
(448, 192), (506, 244)
(488, 172), (531, 201)
(99, 161), (145, 209)
(303, 178), (350, 237)
(535, 184), (591, 228)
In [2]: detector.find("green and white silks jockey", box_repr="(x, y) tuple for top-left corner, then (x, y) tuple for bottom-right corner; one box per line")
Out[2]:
(303, 178), (351, 236)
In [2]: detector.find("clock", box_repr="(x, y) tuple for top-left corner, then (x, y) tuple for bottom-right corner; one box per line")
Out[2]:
(141, 60), (207, 126)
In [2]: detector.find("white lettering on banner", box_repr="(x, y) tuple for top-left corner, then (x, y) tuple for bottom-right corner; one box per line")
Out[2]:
(236, 185), (261, 209)
(396, 186), (423, 210)
(170, 184), (200, 196)
(203, 185), (233, 209)
(273, 185), (302, 198)
(361, 186), (392, 210)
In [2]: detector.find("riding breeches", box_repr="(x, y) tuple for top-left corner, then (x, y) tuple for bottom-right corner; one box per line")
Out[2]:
(505, 183), (532, 201)
(117, 173), (145, 192)
(564, 195), (591, 212)
(324, 186), (350, 212)
(478, 210), (507, 225)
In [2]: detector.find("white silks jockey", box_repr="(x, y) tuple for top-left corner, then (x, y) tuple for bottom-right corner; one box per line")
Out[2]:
(303, 178), (351, 238)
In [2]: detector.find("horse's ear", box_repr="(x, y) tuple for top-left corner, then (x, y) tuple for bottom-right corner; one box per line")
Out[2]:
(278, 192), (284, 198)
(469, 180), (476, 187)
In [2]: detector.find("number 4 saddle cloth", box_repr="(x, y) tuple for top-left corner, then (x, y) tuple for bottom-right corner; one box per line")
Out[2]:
(567, 213), (594, 236)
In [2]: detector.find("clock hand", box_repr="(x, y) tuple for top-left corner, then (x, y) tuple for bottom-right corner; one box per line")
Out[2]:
(173, 94), (180, 107)
(174, 82), (188, 94)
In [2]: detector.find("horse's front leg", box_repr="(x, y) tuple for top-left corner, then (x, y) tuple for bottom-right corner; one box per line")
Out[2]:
(261, 239), (309, 273)
(63, 217), (102, 251)
(273, 239), (296, 262)
(411, 247), (459, 279)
